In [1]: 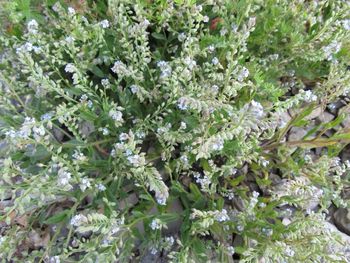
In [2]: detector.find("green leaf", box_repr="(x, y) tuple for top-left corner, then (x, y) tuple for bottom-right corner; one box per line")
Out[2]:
(44, 211), (69, 224)
(151, 32), (166, 40)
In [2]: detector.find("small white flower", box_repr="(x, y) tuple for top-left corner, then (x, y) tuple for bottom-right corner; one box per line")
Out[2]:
(220, 28), (228, 36)
(49, 256), (60, 263)
(250, 100), (264, 118)
(237, 67), (249, 82)
(68, 7), (76, 15)
(342, 19), (350, 30)
(184, 56), (197, 70)
(130, 85), (139, 94)
(80, 94), (88, 101)
(65, 36), (75, 44)
(211, 137), (224, 151)
(227, 246), (235, 255)
(215, 209), (229, 222)
(101, 79), (110, 86)
(150, 218), (162, 230)
(102, 128), (109, 135)
(180, 155), (189, 165)
(141, 19), (150, 27)
(100, 19), (110, 28)
(150, 247), (158, 255)
(70, 214), (88, 226)
(180, 121), (187, 129)
(109, 109), (123, 121)
(97, 183), (106, 191)
(127, 154), (144, 167)
(212, 57), (219, 65)
(119, 133), (128, 141)
(177, 97), (188, 110)
(157, 61), (172, 78)
(87, 100), (93, 108)
(203, 16), (209, 23)
(178, 32), (186, 42)
(57, 168), (72, 187)
(208, 45), (215, 53)
(80, 178), (91, 192)
(65, 63), (75, 73)
(111, 60), (129, 76)
(27, 19), (38, 33)
(302, 90), (318, 102)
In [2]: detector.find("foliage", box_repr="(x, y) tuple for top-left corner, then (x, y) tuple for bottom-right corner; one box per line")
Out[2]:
(0, 0), (350, 262)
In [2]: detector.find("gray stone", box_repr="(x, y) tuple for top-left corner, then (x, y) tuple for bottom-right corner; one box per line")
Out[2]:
(288, 127), (308, 141)
(333, 208), (350, 235)
(79, 121), (95, 137)
(317, 111), (334, 123)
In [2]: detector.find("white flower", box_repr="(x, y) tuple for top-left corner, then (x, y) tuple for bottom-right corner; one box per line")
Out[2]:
(210, 85), (219, 94)
(102, 128), (109, 135)
(150, 247), (158, 255)
(150, 218), (162, 230)
(227, 246), (235, 255)
(130, 85), (139, 94)
(178, 32), (186, 42)
(285, 246), (295, 257)
(119, 133), (128, 141)
(109, 109), (123, 121)
(220, 28), (228, 36)
(211, 137), (224, 151)
(250, 100), (264, 118)
(141, 19), (150, 27)
(27, 19), (38, 34)
(208, 45), (215, 53)
(65, 63), (75, 73)
(180, 121), (187, 129)
(111, 60), (129, 76)
(237, 67), (249, 82)
(87, 100), (93, 108)
(101, 79), (110, 86)
(180, 155), (189, 165)
(97, 183), (106, 191)
(127, 154), (145, 167)
(322, 41), (341, 61)
(49, 256), (60, 263)
(177, 97), (188, 110)
(65, 36), (75, 44)
(41, 112), (53, 121)
(100, 19), (110, 28)
(80, 178), (91, 192)
(57, 168), (72, 186)
(33, 125), (45, 140)
(203, 16), (209, 23)
(215, 209), (229, 222)
(212, 57), (219, 65)
(157, 61), (172, 78)
(184, 56), (197, 70)
(68, 7), (76, 15)
(72, 150), (87, 162)
(80, 94), (88, 101)
(301, 90), (317, 102)
(342, 19), (350, 30)
(70, 214), (88, 226)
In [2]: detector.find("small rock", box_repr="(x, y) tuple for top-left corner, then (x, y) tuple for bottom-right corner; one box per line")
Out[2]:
(288, 127), (308, 141)
(52, 127), (64, 142)
(165, 198), (183, 234)
(317, 111), (334, 123)
(79, 121), (95, 137)
(119, 193), (139, 210)
(333, 208), (350, 235)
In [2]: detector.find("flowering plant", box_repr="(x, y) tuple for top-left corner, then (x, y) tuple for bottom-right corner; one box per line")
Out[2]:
(0, 0), (350, 262)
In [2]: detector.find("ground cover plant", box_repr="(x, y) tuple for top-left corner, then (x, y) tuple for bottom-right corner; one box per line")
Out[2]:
(0, 0), (350, 262)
